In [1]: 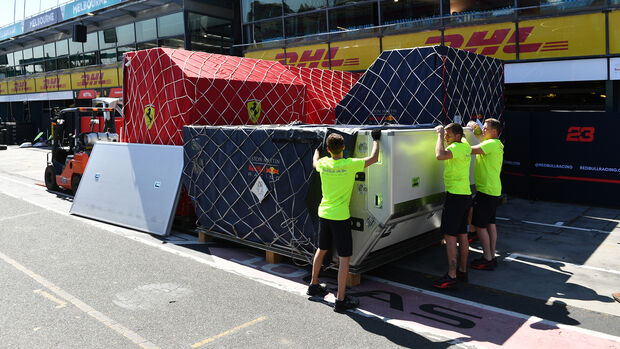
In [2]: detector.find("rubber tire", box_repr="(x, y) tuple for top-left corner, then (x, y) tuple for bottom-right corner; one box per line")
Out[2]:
(71, 174), (81, 196)
(44, 165), (58, 191)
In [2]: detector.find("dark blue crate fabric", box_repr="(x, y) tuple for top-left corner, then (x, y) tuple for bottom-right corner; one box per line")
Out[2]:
(182, 125), (360, 260)
(335, 45), (504, 125)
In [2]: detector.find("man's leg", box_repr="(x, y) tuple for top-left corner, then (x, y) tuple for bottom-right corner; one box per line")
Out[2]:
(476, 226), (492, 261)
(337, 256), (350, 301)
(457, 233), (469, 272)
(488, 223), (498, 257)
(444, 235), (458, 278)
(311, 249), (328, 285)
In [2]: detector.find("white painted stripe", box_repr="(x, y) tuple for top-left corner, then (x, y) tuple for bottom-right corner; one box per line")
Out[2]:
(191, 316), (266, 348)
(0, 251), (161, 349)
(167, 241), (213, 245)
(0, 211), (40, 222)
(496, 216), (611, 234)
(505, 253), (620, 276)
(583, 215), (620, 224)
(34, 289), (67, 308)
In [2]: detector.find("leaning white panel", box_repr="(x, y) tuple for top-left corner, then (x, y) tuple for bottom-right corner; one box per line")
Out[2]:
(70, 142), (183, 236)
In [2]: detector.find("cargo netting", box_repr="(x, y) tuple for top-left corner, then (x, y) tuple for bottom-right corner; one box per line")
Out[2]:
(335, 45), (505, 125)
(123, 48), (359, 145)
(183, 125), (332, 263)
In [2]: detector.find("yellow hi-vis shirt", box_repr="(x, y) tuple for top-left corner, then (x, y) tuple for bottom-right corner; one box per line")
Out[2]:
(316, 157), (365, 220)
(474, 138), (504, 196)
(444, 142), (472, 195)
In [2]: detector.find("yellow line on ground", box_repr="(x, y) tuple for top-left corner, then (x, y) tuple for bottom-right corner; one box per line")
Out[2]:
(0, 251), (160, 349)
(191, 316), (267, 348)
(34, 289), (67, 308)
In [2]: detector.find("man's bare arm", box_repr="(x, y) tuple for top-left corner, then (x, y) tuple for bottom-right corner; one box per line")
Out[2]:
(471, 145), (485, 155)
(363, 140), (380, 168)
(313, 149), (320, 169)
(435, 126), (452, 160)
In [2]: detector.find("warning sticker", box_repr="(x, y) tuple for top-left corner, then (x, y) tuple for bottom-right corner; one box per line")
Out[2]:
(251, 176), (268, 203)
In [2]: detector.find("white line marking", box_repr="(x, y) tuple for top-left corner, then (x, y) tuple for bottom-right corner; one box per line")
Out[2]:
(0, 211), (40, 223)
(497, 216), (611, 234)
(0, 251), (160, 349)
(504, 253), (620, 276)
(167, 241), (211, 245)
(34, 289), (67, 308)
(191, 316), (266, 348)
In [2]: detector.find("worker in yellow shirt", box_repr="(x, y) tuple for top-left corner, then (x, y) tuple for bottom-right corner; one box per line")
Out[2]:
(470, 118), (504, 270)
(307, 130), (381, 312)
(434, 123), (472, 288)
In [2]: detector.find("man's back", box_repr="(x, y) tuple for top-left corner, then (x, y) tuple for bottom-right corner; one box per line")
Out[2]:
(316, 157), (365, 221)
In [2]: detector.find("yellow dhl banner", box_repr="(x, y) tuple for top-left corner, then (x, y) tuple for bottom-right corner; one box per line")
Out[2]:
(0, 81), (8, 95)
(382, 30), (441, 52)
(517, 13), (604, 60)
(71, 70), (101, 89)
(606, 11), (620, 54)
(101, 68), (119, 87)
(245, 39), (378, 71)
(35, 75), (60, 92)
(245, 13), (606, 70)
(57, 73), (71, 90)
(8, 79), (35, 94)
(244, 48), (285, 61)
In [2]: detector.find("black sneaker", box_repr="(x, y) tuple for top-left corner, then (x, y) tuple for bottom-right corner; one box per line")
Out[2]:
(471, 257), (495, 270)
(433, 274), (457, 289)
(307, 283), (329, 297)
(456, 270), (468, 282)
(492, 257), (498, 268)
(334, 295), (360, 313)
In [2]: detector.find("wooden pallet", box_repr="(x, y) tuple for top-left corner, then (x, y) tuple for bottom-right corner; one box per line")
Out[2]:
(197, 229), (362, 286)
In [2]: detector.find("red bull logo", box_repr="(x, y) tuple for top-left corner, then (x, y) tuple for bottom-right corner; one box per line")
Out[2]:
(248, 164), (279, 175)
(425, 26), (567, 55)
(275, 47), (360, 68)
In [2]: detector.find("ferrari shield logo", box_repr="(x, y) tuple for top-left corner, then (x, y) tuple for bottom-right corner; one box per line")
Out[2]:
(247, 100), (261, 124)
(144, 105), (155, 130)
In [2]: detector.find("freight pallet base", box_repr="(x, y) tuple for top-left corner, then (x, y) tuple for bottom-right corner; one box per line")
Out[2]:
(195, 228), (363, 287)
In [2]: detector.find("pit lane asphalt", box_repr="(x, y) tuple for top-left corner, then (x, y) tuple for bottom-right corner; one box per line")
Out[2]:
(0, 146), (619, 348)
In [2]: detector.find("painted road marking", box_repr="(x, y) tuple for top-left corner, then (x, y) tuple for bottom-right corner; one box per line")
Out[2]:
(0, 211), (40, 223)
(496, 216), (611, 234)
(34, 289), (67, 308)
(191, 316), (266, 348)
(505, 253), (620, 276)
(0, 251), (161, 349)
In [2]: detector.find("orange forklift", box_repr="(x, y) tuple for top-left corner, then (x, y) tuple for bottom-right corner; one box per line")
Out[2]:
(44, 101), (120, 195)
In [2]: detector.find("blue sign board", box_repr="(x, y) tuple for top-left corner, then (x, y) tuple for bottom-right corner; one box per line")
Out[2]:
(0, 23), (23, 42)
(24, 8), (63, 33)
(0, 0), (125, 42)
(63, 0), (124, 20)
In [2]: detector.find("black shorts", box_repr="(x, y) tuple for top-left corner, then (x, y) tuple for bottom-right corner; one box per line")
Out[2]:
(472, 192), (501, 228)
(441, 193), (472, 236)
(318, 218), (352, 257)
